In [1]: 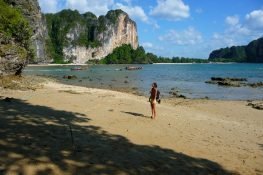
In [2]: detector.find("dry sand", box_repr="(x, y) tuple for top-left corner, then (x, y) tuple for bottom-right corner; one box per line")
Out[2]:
(0, 80), (262, 175)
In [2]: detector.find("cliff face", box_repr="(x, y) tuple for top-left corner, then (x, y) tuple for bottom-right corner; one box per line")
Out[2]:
(1, 0), (139, 70)
(4, 0), (50, 63)
(0, 0), (33, 75)
(46, 9), (138, 64)
(208, 37), (263, 63)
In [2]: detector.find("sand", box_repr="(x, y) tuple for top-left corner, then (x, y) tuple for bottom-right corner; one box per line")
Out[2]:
(0, 80), (262, 175)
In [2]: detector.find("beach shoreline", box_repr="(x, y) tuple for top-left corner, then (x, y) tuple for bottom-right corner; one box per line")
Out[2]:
(24, 63), (263, 100)
(27, 63), (89, 67)
(0, 77), (262, 175)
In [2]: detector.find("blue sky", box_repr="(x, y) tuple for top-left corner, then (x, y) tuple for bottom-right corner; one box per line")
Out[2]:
(39, 0), (263, 58)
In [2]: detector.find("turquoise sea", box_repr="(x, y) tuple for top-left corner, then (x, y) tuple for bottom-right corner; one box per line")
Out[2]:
(24, 63), (263, 100)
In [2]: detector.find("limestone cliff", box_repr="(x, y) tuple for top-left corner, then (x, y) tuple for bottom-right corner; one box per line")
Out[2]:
(4, 0), (50, 63)
(209, 37), (263, 63)
(0, 0), (32, 75)
(46, 9), (138, 63)
(1, 0), (139, 70)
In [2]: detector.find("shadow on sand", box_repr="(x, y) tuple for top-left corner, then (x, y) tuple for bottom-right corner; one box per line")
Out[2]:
(121, 111), (150, 119)
(0, 97), (238, 175)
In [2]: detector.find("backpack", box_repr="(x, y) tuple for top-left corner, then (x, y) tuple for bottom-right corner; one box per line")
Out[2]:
(156, 90), (161, 104)
(149, 89), (161, 104)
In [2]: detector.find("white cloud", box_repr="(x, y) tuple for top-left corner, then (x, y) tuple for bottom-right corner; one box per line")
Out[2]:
(245, 9), (263, 30)
(114, 3), (161, 29)
(224, 16), (250, 36)
(210, 9), (263, 50)
(38, 0), (59, 13)
(152, 21), (160, 29)
(121, 0), (132, 5)
(114, 3), (148, 22)
(39, 0), (115, 15)
(159, 27), (203, 45)
(211, 33), (237, 47)
(150, 0), (190, 21)
(141, 42), (164, 55)
(65, 0), (114, 16)
(225, 15), (239, 26)
(142, 42), (153, 48)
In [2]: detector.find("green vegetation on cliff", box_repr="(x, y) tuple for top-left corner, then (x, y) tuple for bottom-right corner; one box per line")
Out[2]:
(46, 10), (85, 63)
(246, 37), (263, 63)
(0, 0), (33, 75)
(46, 9), (128, 63)
(46, 9), (102, 63)
(106, 9), (125, 24)
(209, 37), (263, 63)
(0, 0), (32, 48)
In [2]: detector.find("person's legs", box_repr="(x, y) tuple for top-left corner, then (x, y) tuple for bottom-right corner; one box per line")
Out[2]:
(150, 103), (154, 118)
(153, 103), (156, 118)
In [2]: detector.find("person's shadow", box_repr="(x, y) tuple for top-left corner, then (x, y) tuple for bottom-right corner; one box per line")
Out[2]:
(0, 97), (238, 175)
(121, 111), (151, 119)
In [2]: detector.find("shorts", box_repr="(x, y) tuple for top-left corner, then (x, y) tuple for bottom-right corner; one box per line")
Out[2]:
(150, 98), (156, 104)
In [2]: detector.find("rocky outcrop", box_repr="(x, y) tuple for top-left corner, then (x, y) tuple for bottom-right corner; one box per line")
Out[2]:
(0, 37), (27, 76)
(208, 37), (263, 63)
(1, 0), (139, 69)
(47, 9), (138, 64)
(205, 77), (247, 87)
(205, 77), (263, 88)
(247, 101), (263, 110)
(248, 82), (263, 88)
(4, 0), (50, 63)
(169, 88), (187, 99)
(0, 0), (31, 76)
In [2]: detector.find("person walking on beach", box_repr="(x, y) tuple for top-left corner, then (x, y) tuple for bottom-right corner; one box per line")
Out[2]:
(150, 82), (158, 119)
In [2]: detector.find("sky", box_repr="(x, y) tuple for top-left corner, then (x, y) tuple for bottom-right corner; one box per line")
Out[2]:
(39, 0), (263, 58)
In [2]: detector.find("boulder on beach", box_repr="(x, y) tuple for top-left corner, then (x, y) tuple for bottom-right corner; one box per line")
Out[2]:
(248, 82), (263, 88)
(206, 77), (247, 87)
(247, 101), (263, 110)
(169, 90), (187, 99)
(63, 75), (77, 79)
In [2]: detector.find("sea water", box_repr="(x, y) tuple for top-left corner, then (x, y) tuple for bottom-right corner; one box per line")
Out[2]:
(24, 63), (263, 100)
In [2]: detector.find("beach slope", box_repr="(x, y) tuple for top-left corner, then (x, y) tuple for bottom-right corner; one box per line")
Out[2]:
(0, 81), (262, 175)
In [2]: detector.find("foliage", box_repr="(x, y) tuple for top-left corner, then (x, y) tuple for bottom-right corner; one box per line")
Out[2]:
(45, 10), (84, 63)
(99, 44), (208, 64)
(97, 16), (107, 33)
(46, 9), (128, 63)
(246, 37), (263, 63)
(0, 0), (34, 67)
(100, 44), (149, 64)
(105, 9), (124, 24)
(209, 37), (263, 63)
(0, 0), (32, 48)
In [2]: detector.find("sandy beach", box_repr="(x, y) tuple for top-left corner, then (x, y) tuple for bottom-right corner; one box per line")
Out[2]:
(0, 79), (262, 175)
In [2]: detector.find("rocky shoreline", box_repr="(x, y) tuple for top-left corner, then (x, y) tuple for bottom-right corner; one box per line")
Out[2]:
(205, 77), (263, 88)
(1, 75), (263, 111)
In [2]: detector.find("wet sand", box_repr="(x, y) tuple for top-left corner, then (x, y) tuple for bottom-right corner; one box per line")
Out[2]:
(0, 80), (262, 175)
